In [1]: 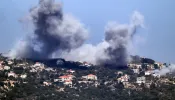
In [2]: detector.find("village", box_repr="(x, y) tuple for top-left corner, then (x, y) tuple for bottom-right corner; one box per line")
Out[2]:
(0, 55), (175, 99)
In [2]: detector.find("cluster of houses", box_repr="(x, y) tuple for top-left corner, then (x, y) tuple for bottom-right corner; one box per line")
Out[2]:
(115, 62), (173, 90)
(1, 57), (175, 93)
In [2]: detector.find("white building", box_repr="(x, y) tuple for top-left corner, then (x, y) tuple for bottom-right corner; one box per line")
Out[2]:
(67, 69), (75, 73)
(7, 60), (13, 65)
(82, 74), (97, 80)
(43, 81), (52, 86)
(20, 74), (27, 79)
(117, 74), (129, 83)
(145, 70), (152, 76)
(136, 76), (146, 84)
(136, 64), (142, 69)
(4, 66), (10, 70)
(58, 75), (74, 82)
(132, 69), (140, 74)
(64, 80), (72, 86)
(152, 73), (160, 78)
(30, 68), (37, 72)
(8, 71), (17, 78)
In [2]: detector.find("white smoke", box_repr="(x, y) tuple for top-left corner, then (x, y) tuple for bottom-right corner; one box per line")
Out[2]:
(154, 64), (175, 76)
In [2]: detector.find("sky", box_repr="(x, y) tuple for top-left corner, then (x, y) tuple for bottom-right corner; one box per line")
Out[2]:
(0, 0), (175, 63)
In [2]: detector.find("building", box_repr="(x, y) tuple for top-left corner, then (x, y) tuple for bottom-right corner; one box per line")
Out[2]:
(8, 71), (17, 78)
(136, 76), (146, 84)
(58, 75), (74, 82)
(67, 69), (75, 74)
(43, 81), (52, 86)
(117, 74), (129, 83)
(152, 73), (160, 78)
(20, 74), (27, 79)
(4, 66), (10, 70)
(7, 60), (13, 65)
(132, 69), (140, 74)
(64, 80), (72, 87)
(145, 70), (152, 76)
(136, 64), (142, 69)
(82, 74), (97, 80)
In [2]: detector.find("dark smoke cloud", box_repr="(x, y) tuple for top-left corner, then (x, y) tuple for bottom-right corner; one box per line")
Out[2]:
(9, 0), (88, 59)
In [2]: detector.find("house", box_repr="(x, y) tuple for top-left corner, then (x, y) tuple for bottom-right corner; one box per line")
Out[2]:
(136, 76), (146, 85)
(117, 74), (129, 83)
(8, 71), (17, 78)
(79, 61), (92, 67)
(147, 64), (154, 70)
(82, 74), (97, 80)
(64, 80), (72, 87)
(3, 80), (17, 87)
(128, 64), (141, 69)
(67, 69), (75, 74)
(145, 70), (153, 75)
(152, 73), (160, 78)
(132, 68), (140, 74)
(33, 62), (44, 68)
(20, 74), (27, 79)
(43, 81), (52, 86)
(30, 68), (37, 72)
(7, 60), (13, 65)
(136, 64), (142, 69)
(155, 62), (163, 68)
(4, 66), (10, 70)
(58, 75), (74, 82)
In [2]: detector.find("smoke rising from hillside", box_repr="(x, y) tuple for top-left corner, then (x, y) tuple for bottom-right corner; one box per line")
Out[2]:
(59, 11), (144, 66)
(154, 64), (175, 76)
(9, 0), (145, 67)
(8, 0), (88, 59)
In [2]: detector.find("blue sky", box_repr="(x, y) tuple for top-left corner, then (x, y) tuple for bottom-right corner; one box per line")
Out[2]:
(0, 0), (175, 63)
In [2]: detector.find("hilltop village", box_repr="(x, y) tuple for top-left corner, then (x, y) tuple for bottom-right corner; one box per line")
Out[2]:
(0, 54), (175, 100)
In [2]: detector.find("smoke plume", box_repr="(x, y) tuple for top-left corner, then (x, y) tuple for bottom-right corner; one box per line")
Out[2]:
(8, 0), (88, 59)
(154, 64), (175, 76)
(9, 0), (145, 68)
(59, 11), (144, 67)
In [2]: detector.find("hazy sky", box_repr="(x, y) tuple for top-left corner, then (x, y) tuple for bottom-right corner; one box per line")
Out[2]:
(0, 0), (175, 63)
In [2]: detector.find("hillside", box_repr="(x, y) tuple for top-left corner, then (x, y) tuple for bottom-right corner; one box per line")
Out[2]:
(0, 55), (175, 100)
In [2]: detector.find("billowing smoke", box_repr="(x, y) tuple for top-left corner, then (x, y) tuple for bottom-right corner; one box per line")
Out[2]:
(9, 0), (145, 68)
(154, 64), (175, 76)
(8, 0), (88, 59)
(59, 11), (145, 67)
